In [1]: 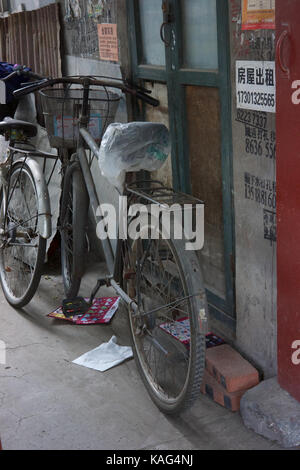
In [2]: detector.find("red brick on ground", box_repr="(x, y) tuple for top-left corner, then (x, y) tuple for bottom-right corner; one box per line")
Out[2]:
(200, 370), (246, 412)
(205, 344), (259, 393)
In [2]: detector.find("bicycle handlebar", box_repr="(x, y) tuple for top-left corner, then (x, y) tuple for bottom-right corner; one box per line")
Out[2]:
(2, 67), (45, 83)
(12, 75), (160, 107)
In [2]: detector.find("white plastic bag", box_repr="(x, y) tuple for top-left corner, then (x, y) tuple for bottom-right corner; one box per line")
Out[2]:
(98, 122), (170, 191)
(72, 336), (133, 372)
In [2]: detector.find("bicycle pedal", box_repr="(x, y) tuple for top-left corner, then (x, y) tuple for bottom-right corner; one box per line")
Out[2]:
(62, 297), (91, 318)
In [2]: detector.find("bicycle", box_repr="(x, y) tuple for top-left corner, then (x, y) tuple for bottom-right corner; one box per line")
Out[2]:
(0, 67), (56, 307)
(9, 73), (208, 414)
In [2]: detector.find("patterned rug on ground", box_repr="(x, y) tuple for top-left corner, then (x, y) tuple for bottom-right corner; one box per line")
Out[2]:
(159, 317), (226, 348)
(48, 297), (120, 325)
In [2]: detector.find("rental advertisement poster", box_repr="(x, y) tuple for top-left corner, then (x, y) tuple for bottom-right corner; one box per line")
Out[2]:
(242, 0), (275, 30)
(236, 61), (276, 113)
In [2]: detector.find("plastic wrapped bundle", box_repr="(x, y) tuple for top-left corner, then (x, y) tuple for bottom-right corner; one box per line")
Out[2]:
(98, 122), (170, 191)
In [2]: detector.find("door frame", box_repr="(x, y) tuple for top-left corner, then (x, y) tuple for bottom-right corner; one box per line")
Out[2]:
(127, 0), (236, 330)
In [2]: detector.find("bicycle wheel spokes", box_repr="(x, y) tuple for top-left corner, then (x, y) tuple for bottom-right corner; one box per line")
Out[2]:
(61, 187), (74, 287)
(0, 164), (46, 307)
(128, 237), (194, 404)
(3, 173), (38, 294)
(60, 161), (89, 298)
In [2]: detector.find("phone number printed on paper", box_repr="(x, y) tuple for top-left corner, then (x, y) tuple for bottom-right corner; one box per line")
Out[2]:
(236, 61), (276, 113)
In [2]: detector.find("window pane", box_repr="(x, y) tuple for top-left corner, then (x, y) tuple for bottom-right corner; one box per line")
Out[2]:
(181, 0), (218, 70)
(138, 0), (165, 67)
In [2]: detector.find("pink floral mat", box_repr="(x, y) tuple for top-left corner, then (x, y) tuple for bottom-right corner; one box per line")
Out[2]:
(48, 297), (120, 325)
(159, 317), (225, 348)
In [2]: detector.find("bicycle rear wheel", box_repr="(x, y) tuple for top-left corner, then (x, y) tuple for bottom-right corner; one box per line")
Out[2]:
(60, 161), (89, 298)
(122, 215), (207, 414)
(0, 162), (46, 307)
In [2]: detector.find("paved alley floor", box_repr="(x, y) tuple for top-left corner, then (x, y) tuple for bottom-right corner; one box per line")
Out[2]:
(0, 263), (284, 450)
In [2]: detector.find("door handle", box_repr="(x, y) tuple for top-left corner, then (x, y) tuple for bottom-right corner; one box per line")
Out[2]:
(276, 29), (290, 76)
(160, 22), (171, 47)
(160, 0), (174, 47)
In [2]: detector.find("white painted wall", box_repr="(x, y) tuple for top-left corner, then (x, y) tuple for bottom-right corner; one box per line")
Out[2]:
(9, 0), (56, 12)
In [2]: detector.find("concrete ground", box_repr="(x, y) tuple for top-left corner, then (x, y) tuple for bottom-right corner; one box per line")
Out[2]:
(0, 262), (284, 450)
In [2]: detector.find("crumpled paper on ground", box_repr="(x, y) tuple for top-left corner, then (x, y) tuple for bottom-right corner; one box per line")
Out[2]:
(72, 336), (133, 372)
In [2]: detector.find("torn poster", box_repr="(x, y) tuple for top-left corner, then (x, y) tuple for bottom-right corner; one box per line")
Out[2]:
(64, 0), (82, 22)
(87, 0), (105, 21)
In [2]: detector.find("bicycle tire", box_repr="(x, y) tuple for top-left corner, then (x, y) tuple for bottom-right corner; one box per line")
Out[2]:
(0, 161), (47, 308)
(60, 161), (89, 298)
(122, 213), (207, 414)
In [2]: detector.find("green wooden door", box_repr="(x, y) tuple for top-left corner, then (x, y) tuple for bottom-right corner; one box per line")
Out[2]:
(128, 0), (235, 329)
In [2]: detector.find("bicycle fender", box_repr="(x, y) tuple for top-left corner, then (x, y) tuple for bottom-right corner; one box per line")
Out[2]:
(14, 157), (52, 239)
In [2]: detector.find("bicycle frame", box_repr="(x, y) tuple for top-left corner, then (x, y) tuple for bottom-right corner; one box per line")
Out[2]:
(6, 73), (208, 413)
(71, 80), (206, 319)
(10, 73), (157, 312)
(75, 82), (138, 312)
(77, 139), (138, 313)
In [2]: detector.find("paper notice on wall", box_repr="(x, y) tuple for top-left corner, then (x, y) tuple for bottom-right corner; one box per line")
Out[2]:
(98, 23), (119, 62)
(242, 0), (275, 30)
(236, 61), (276, 113)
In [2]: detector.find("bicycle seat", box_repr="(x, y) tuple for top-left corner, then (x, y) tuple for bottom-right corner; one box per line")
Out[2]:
(0, 117), (37, 137)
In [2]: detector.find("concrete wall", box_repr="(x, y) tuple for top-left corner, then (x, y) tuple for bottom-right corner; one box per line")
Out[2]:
(229, 1), (277, 377)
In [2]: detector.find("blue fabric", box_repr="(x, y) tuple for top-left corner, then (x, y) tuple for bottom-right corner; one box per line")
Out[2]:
(0, 63), (30, 103)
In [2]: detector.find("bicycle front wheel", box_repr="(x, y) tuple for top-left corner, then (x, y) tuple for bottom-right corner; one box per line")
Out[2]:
(0, 162), (46, 307)
(122, 217), (207, 414)
(60, 161), (89, 298)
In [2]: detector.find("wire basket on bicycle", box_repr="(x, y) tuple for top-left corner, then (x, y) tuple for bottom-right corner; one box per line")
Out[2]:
(40, 87), (121, 149)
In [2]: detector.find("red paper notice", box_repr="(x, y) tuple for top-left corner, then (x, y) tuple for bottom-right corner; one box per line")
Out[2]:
(98, 23), (119, 62)
(242, 0), (275, 30)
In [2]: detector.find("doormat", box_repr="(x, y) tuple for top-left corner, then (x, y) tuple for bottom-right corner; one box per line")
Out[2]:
(47, 297), (120, 325)
(159, 317), (226, 349)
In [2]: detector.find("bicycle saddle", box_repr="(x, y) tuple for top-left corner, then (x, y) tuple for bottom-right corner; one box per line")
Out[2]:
(0, 117), (37, 137)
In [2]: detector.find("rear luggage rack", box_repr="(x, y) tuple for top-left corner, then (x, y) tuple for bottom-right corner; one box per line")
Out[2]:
(126, 180), (204, 208)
